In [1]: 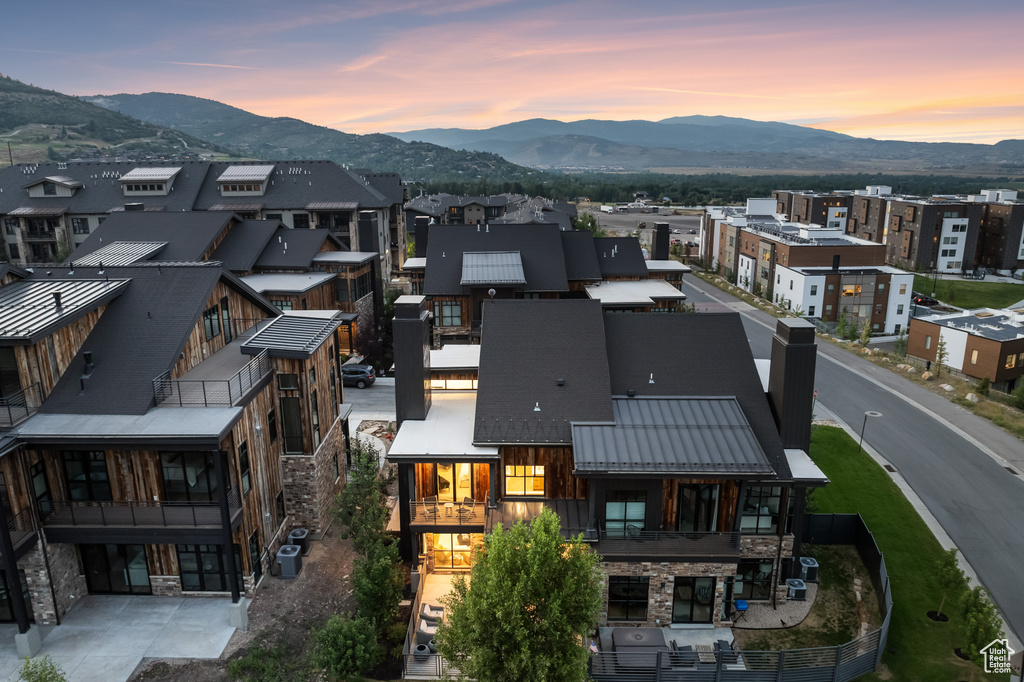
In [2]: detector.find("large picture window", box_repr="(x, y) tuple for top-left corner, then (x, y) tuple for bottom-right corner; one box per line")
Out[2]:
(62, 451), (112, 501)
(160, 452), (228, 502)
(608, 576), (649, 621)
(605, 491), (646, 536)
(740, 487), (783, 535)
(735, 560), (774, 600)
(280, 397), (303, 454)
(433, 300), (462, 327)
(176, 544), (242, 593)
(203, 304), (221, 340)
(504, 465), (544, 496)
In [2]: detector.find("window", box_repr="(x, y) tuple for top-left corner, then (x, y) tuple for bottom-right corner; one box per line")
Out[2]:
(43, 182), (56, 196)
(176, 544), (242, 593)
(899, 284), (907, 294)
(605, 491), (645, 536)
(874, 304), (883, 315)
(329, 366), (338, 418)
(308, 367), (316, 386)
(504, 465), (544, 496)
(160, 452), (228, 502)
(433, 300), (462, 327)
(808, 306), (815, 316)
(292, 214), (310, 229)
(311, 390), (321, 449)
(1006, 354), (1017, 370)
(825, 304), (833, 314)
(971, 350), (979, 365)
(777, 275), (780, 285)
(334, 279), (349, 302)
(278, 374), (299, 390)
(789, 280), (793, 290)
(842, 285), (861, 297)
(352, 271), (373, 300)
(740, 487), (782, 535)
(30, 461), (51, 514)
(608, 576), (650, 621)
(272, 300), (293, 311)
(221, 296), (232, 343)
(275, 491), (286, 527)
(3, 218), (17, 235)
(522, 293), (541, 299)
(8, 245), (19, 261)
(281, 397), (303, 454)
(827, 284), (835, 294)
(877, 283), (885, 292)
(62, 451), (112, 501)
(925, 336), (932, 350)
(735, 560), (774, 601)
(894, 324), (901, 334)
(267, 408), (278, 443)
(72, 218), (90, 235)
(203, 304), (221, 340)
(897, 305), (904, 315)
(238, 442), (251, 496)
(301, 298), (308, 310)
(810, 285), (818, 296)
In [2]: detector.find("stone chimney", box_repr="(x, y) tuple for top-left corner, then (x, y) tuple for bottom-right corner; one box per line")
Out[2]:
(767, 318), (817, 452)
(653, 223), (670, 261)
(394, 295), (432, 427)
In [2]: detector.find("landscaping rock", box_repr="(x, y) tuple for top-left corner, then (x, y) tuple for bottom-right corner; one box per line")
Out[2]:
(966, 393), (979, 403)
(896, 363), (908, 370)
(921, 371), (932, 380)
(940, 384), (954, 392)
(906, 367), (917, 373)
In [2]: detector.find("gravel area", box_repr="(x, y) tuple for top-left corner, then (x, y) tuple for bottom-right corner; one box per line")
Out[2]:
(732, 583), (818, 630)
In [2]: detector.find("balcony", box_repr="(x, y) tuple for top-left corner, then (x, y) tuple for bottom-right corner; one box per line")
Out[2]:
(596, 523), (740, 560)
(3, 509), (39, 561)
(21, 229), (57, 242)
(41, 487), (242, 544)
(154, 349), (271, 407)
(0, 383), (42, 429)
(410, 493), (488, 528)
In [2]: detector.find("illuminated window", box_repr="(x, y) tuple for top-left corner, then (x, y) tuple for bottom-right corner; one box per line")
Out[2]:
(971, 350), (978, 365)
(1006, 354), (1017, 370)
(841, 285), (861, 297)
(505, 465), (544, 496)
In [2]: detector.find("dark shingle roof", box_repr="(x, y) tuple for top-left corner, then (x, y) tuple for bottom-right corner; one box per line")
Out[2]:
(69, 211), (235, 263)
(423, 225), (569, 295)
(560, 231), (602, 280)
(602, 313), (790, 479)
(34, 263), (275, 416)
(474, 299), (612, 444)
(594, 237), (649, 277)
(211, 220), (281, 272)
(254, 228), (338, 270)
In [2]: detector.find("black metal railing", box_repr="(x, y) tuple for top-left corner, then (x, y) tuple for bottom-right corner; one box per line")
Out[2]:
(596, 523), (740, 558)
(7, 508), (37, 550)
(410, 492), (489, 527)
(154, 349), (271, 407)
(21, 229), (57, 241)
(43, 487), (241, 529)
(0, 383), (42, 428)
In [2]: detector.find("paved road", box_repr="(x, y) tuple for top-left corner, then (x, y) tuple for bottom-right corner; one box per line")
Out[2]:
(679, 274), (1024, 644)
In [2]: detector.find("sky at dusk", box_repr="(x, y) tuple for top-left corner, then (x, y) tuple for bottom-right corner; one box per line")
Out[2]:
(3, 0), (1023, 144)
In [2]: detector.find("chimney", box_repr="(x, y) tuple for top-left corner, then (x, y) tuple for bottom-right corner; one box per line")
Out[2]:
(414, 216), (430, 258)
(653, 223), (670, 261)
(124, 203), (145, 212)
(394, 295), (432, 428)
(767, 318), (817, 452)
(832, 254), (840, 272)
(83, 350), (95, 377)
(52, 291), (62, 308)
(357, 211), (378, 253)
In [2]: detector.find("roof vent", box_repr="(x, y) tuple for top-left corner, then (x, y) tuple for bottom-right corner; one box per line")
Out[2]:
(53, 291), (62, 308)
(649, 373), (655, 384)
(83, 351), (94, 376)
(533, 402), (541, 412)
(556, 379), (565, 386)
(627, 389), (636, 397)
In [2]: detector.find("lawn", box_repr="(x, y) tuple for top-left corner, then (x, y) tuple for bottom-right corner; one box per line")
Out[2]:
(913, 275), (1024, 309)
(808, 426), (1009, 682)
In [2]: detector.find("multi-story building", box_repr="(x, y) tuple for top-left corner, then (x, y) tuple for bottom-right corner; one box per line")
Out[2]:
(0, 160), (404, 280)
(389, 296), (825, 631)
(772, 190), (851, 231)
(847, 186), (893, 243)
(0, 260), (350, 653)
(404, 194), (527, 229)
(880, 197), (982, 274)
(908, 307), (1024, 393)
(965, 190), (1024, 273)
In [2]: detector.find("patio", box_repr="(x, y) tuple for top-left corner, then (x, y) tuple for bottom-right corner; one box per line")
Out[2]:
(0, 595), (240, 682)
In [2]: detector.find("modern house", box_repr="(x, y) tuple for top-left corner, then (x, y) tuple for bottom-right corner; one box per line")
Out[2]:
(405, 223), (689, 345)
(0, 160), (404, 280)
(404, 194), (527, 230)
(389, 295), (826, 630)
(908, 307), (1024, 392)
(0, 261), (350, 653)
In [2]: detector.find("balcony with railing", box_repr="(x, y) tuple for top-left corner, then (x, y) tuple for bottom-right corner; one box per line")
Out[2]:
(154, 348), (271, 407)
(21, 228), (57, 242)
(596, 521), (741, 560)
(410, 492), (489, 528)
(0, 383), (42, 429)
(3, 508), (39, 560)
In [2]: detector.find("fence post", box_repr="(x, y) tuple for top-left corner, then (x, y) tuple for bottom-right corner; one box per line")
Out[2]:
(776, 649), (785, 681)
(130, 503), (136, 526)
(201, 382), (208, 407)
(832, 644), (843, 682)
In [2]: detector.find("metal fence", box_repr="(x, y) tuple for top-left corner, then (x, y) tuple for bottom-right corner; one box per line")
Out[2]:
(0, 382), (42, 428)
(154, 349), (271, 407)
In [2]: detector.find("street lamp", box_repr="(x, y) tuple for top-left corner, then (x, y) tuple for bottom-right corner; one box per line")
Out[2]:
(858, 411), (883, 456)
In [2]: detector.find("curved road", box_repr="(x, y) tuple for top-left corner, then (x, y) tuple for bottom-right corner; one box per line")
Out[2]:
(679, 273), (1024, 644)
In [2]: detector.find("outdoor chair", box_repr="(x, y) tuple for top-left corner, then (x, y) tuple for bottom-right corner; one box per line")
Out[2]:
(415, 618), (437, 645)
(421, 495), (438, 520)
(457, 496), (475, 520)
(626, 524), (642, 540)
(421, 603), (444, 623)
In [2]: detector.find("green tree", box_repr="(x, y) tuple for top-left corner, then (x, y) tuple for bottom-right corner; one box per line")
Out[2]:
(334, 438), (394, 554)
(935, 335), (948, 377)
(835, 314), (848, 340)
(958, 586), (1004, 667)
(352, 539), (404, 630)
(934, 548), (965, 620)
(312, 614), (384, 680)
(576, 212), (605, 237)
(1010, 381), (1024, 411)
(435, 508), (602, 682)
(893, 329), (908, 358)
(19, 655), (66, 682)
(859, 320), (872, 346)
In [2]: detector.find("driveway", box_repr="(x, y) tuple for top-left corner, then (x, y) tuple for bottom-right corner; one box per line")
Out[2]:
(0, 596), (239, 682)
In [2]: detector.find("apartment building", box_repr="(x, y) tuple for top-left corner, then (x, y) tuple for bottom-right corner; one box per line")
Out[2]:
(0, 261), (350, 653)
(771, 190), (851, 231)
(389, 296), (825, 630)
(880, 197), (982, 274)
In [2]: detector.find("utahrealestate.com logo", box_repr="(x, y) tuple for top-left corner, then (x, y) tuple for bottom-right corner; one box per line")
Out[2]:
(980, 638), (1014, 674)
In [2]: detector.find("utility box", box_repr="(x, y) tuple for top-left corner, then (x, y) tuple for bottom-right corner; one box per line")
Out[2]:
(289, 528), (310, 556)
(786, 578), (807, 601)
(277, 544), (302, 579)
(800, 556), (819, 583)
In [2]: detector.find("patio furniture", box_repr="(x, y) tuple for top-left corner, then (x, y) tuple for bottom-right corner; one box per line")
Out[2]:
(626, 524), (642, 540)
(422, 495), (438, 520)
(457, 496), (475, 520)
(421, 603), (444, 623)
(413, 643), (431, 661)
(733, 599), (749, 623)
(415, 619), (437, 645)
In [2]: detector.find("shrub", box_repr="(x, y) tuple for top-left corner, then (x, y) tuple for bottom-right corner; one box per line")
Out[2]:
(227, 644), (291, 681)
(19, 656), (66, 682)
(352, 540), (404, 630)
(976, 377), (990, 397)
(1011, 381), (1024, 410)
(959, 586), (1004, 667)
(312, 614), (383, 681)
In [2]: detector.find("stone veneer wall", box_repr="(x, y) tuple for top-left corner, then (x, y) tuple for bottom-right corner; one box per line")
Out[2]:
(19, 541), (87, 625)
(355, 294), (374, 343)
(281, 419), (346, 537)
(600, 561), (737, 628)
(149, 575), (181, 596)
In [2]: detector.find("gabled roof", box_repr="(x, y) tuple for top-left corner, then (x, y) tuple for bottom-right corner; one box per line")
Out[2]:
(118, 167), (181, 183)
(217, 165), (275, 183)
(33, 263), (277, 416)
(594, 237), (649, 277)
(211, 220), (281, 272)
(20, 175), (83, 190)
(254, 228), (340, 270)
(0, 278), (130, 344)
(0, 263), (30, 282)
(73, 241), (168, 267)
(560, 231), (602, 280)
(602, 313), (790, 479)
(69, 211), (235, 263)
(423, 224), (569, 295)
(240, 272), (336, 294)
(474, 299), (612, 444)
(571, 397), (774, 476)
(461, 252), (526, 286)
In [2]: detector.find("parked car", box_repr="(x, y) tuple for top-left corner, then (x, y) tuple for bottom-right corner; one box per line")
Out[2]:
(912, 292), (938, 306)
(672, 229), (681, 234)
(689, 228), (698, 234)
(342, 365), (376, 389)
(671, 238), (682, 245)
(686, 241), (698, 247)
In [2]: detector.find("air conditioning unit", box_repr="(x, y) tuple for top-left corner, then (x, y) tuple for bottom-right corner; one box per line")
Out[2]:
(289, 528), (310, 556)
(277, 544), (302, 579)
(800, 556), (819, 583)
(786, 578), (807, 601)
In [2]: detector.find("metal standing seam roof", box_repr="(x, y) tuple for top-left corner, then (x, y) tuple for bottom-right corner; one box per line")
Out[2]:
(72, 242), (168, 267)
(107, 205), (167, 212)
(306, 201), (359, 210)
(461, 251), (527, 285)
(571, 397), (775, 475)
(9, 206), (68, 217)
(21, 175), (83, 190)
(239, 272), (336, 294)
(207, 202), (265, 212)
(118, 167), (182, 183)
(0, 279), (130, 343)
(311, 251), (376, 265)
(241, 313), (346, 358)
(217, 165), (276, 183)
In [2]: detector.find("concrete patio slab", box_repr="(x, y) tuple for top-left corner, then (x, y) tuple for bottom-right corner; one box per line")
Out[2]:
(144, 621), (235, 659)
